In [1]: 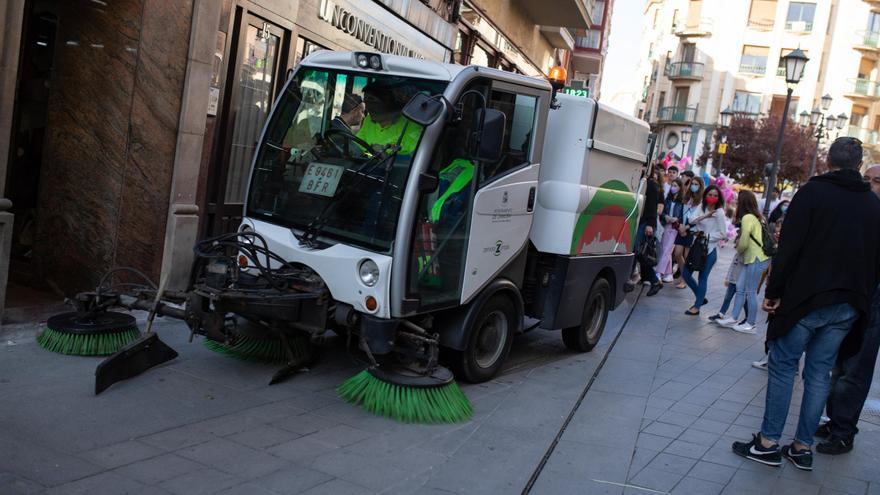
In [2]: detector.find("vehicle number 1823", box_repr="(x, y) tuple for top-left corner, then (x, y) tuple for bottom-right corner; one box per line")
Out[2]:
(298, 163), (344, 197)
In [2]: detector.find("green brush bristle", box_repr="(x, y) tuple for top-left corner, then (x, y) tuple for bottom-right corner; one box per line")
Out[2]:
(36, 326), (140, 356)
(337, 370), (473, 424)
(203, 334), (309, 364)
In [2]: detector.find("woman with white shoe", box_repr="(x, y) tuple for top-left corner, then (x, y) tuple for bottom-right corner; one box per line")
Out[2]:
(717, 190), (770, 333)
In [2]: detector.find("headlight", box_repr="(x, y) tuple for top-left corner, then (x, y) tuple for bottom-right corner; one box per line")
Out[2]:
(358, 259), (380, 287)
(369, 54), (382, 70)
(356, 54), (369, 68)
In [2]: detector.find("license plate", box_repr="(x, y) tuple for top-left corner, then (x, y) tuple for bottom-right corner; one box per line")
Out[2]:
(298, 163), (345, 197)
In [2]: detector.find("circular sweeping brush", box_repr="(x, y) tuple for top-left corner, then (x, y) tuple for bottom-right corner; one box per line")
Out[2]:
(37, 312), (140, 356)
(202, 325), (312, 365)
(337, 366), (473, 424)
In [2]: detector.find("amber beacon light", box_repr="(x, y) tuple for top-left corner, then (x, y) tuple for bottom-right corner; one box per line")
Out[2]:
(548, 66), (567, 108)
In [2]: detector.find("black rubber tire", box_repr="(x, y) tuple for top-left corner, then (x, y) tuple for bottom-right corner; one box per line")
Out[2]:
(562, 278), (611, 352)
(452, 294), (517, 384)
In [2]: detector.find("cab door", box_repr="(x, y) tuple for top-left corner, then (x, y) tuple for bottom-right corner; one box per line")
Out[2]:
(459, 82), (546, 304)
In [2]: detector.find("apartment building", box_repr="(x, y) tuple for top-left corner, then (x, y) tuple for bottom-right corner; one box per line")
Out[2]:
(568, 0), (614, 98)
(636, 0), (880, 166)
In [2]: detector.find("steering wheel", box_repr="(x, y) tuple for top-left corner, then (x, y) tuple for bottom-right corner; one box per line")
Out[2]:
(322, 128), (373, 158)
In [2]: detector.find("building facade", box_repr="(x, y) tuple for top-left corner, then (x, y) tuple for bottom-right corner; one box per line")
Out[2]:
(569, 0), (613, 98)
(0, 0), (593, 320)
(636, 0), (880, 166)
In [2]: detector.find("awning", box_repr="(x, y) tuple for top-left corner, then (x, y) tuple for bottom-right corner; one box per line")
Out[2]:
(512, 0), (590, 29)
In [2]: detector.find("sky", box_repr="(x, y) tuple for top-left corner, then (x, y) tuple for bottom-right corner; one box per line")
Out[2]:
(598, 0), (646, 116)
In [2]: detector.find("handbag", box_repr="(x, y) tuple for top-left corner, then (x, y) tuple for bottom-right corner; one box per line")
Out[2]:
(686, 232), (709, 272)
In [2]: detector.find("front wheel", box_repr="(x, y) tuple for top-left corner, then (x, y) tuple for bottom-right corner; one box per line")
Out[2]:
(452, 294), (517, 383)
(562, 278), (611, 352)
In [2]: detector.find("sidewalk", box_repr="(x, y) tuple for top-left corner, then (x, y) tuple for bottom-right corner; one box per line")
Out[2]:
(1, 246), (878, 494)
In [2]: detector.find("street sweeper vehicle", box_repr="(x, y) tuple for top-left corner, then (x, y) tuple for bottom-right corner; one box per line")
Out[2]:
(41, 51), (651, 423)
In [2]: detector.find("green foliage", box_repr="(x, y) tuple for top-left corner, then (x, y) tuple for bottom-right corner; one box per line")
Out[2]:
(337, 370), (473, 424)
(37, 326), (140, 356)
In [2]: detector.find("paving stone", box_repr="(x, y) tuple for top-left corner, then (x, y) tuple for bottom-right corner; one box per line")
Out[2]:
(664, 439), (711, 460)
(671, 476), (725, 495)
(226, 425), (301, 450)
(642, 421), (686, 439)
(820, 475), (869, 495)
(687, 460), (737, 485)
(250, 465), (334, 495)
(0, 473), (44, 495)
(111, 454), (204, 485)
(691, 417), (732, 434)
(45, 471), (145, 495)
(628, 467), (683, 492)
(701, 407), (740, 423)
(299, 479), (374, 495)
(678, 428), (720, 447)
(139, 424), (216, 451)
(176, 438), (287, 478)
(645, 452), (697, 476)
(160, 468), (243, 495)
(215, 482), (279, 495)
(636, 433), (673, 452)
(80, 440), (164, 469)
(658, 410), (700, 428)
(272, 413), (337, 436)
(771, 477), (822, 495)
(670, 401), (708, 417)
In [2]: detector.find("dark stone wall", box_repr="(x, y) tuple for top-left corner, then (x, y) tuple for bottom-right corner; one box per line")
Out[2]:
(34, 0), (193, 294)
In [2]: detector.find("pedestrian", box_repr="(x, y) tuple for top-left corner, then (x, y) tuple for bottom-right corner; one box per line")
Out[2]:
(681, 184), (727, 315)
(626, 165), (662, 292)
(663, 165), (680, 196)
(815, 164), (880, 455)
(657, 178), (685, 283)
(674, 178), (704, 289)
(732, 137), (880, 471)
(708, 254), (747, 324)
(716, 190), (770, 334)
(768, 199), (789, 231)
(638, 225), (662, 297)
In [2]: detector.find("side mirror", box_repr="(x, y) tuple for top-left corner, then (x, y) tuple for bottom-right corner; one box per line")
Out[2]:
(418, 170), (439, 193)
(403, 93), (445, 126)
(468, 108), (506, 162)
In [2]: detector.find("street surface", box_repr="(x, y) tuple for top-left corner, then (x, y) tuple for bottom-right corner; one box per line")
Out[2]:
(1, 248), (879, 494)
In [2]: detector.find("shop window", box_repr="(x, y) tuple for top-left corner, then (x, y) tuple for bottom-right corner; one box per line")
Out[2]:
(481, 89), (537, 183)
(739, 45), (768, 74)
(295, 37), (326, 65)
(785, 2), (815, 32)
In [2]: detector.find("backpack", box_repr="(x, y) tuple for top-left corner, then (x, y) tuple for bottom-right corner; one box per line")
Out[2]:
(749, 218), (778, 257)
(686, 232), (709, 272)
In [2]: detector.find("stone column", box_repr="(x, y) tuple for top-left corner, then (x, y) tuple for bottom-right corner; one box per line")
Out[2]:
(0, 0), (25, 321)
(159, 0), (222, 291)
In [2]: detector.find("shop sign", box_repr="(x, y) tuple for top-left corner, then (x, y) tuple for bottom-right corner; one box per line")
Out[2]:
(318, 0), (425, 59)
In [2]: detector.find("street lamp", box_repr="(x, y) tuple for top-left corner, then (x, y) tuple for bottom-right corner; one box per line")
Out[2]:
(680, 127), (692, 161)
(799, 110), (810, 127)
(807, 97), (844, 178)
(836, 113), (848, 132)
(716, 107), (734, 174)
(765, 48), (809, 218)
(821, 93), (833, 111)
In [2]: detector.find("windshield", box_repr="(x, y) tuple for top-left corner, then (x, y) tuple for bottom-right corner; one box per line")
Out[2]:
(246, 67), (447, 253)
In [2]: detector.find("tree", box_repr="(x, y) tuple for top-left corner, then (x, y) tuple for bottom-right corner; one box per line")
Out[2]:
(707, 115), (827, 188)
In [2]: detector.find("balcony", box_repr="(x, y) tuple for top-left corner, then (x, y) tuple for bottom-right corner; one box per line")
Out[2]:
(512, 0), (590, 29)
(674, 19), (713, 38)
(747, 18), (775, 31)
(665, 61), (704, 80)
(784, 20), (813, 33)
(854, 30), (880, 58)
(844, 78), (880, 102)
(848, 125), (879, 145)
(657, 106), (698, 123)
(540, 26), (575, 50)
(739, 63), (767, 76)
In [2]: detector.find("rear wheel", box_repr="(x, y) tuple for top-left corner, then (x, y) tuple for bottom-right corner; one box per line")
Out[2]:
(453, 294), (517, 383)
(562, 278), (610, 352)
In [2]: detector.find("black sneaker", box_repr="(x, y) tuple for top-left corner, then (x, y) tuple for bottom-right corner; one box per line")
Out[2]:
(708, 313), (724, 322)
(816, 436), (853, 456)
(782, 444), (813, 470)
(814, 422), (832, 439)
(646, 283), (662, 297)
(732, 433), (781, 467)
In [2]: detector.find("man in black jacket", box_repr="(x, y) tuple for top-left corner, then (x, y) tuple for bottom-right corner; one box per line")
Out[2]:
(732, 137), (880, 471)
(625, 168), (662, 295)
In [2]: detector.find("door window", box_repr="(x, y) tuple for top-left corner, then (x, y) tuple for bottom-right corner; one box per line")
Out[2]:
(481, 89), (537, 183)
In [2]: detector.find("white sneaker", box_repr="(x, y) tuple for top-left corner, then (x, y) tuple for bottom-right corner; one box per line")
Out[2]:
(731, 322), (757, 334)
(662, 274), (674, 283)
(716, 316), (737, 327)
(751, 357), (768, 370)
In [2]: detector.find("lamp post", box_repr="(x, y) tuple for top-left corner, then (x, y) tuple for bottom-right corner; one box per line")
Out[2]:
(807, 94), (835, 178)
(716, 107), (733, 174)
(765, 48), (809, 218)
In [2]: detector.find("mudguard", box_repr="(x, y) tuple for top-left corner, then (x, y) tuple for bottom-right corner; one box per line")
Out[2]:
(434, 278), (524, 351)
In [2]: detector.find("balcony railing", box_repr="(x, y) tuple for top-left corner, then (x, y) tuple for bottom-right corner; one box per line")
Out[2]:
(846, 78), (880, 98)
(657, 106), (698, 123)
(674, 19), (713, 37)
(848, 125), (879, 145)
(747, 18), (775, 31)
(784, 20), (813, 32)
(855, 30), (880, 50)
(739, 63), (767, 75)
(665, 61), (705, 79)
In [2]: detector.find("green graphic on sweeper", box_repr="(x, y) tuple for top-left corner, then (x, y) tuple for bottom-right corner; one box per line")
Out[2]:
(570, 180), (638, 255)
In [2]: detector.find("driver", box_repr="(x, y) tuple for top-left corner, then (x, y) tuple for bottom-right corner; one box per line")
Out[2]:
(357, 80), (423, 155)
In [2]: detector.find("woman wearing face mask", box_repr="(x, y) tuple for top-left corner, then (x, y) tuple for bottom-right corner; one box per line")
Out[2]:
(674, 178), (705, 289)
(768, 199), (789, 233)
(657, 178), (685, 283)
(680, 184), (727, 315)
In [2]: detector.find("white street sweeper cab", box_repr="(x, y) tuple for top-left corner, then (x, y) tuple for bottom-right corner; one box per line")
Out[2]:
(234, 50), (652, 384)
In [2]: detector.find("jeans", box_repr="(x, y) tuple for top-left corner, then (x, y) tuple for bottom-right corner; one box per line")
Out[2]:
(681, 248), (717, 309)
(761, 303), (858, 446)
(826, 287), (880, 440)
(718, 284), (749, 320)
(730, 259), (769, 325)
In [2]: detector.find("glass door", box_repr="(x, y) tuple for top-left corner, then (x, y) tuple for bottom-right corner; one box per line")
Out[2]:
(206, 12), (289, 235)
